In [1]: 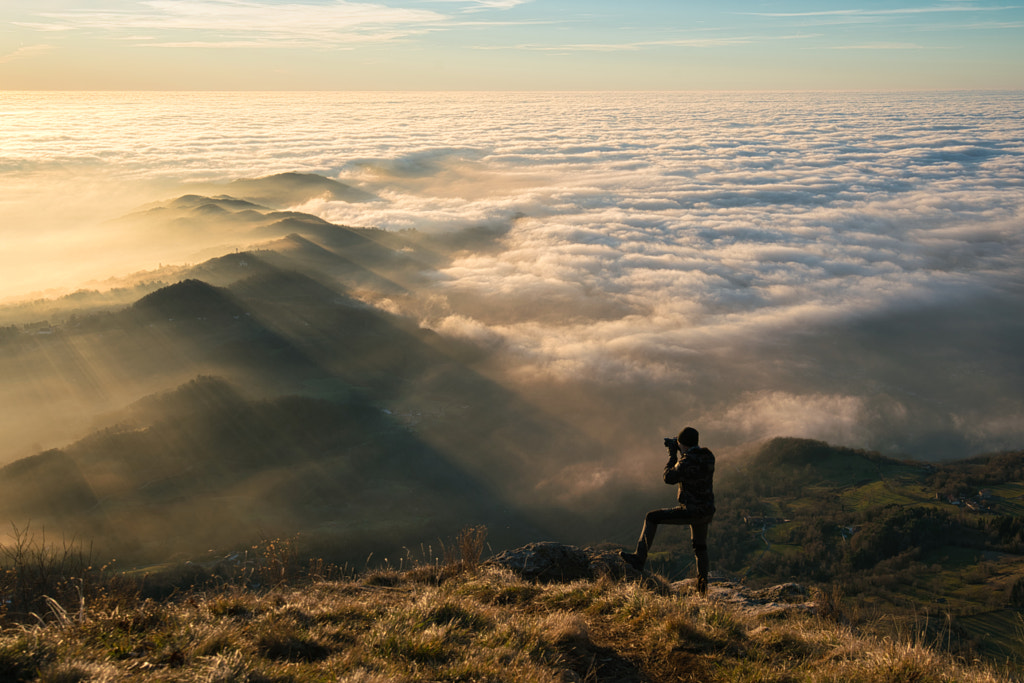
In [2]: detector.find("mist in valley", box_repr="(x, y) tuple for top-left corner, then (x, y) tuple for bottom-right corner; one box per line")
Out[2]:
(1, 91), (1022, 567)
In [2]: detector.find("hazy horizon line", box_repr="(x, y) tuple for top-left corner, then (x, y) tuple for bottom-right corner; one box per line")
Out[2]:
(4, 87), (1023, 94)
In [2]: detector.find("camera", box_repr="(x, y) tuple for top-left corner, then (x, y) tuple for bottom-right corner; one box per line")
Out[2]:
(664, 436), (678, 449)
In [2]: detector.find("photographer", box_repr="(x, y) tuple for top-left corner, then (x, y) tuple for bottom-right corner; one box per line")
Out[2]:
(620, 426), (715, 595)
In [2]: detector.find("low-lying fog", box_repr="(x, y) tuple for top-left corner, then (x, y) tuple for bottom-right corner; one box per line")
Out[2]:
(2, 89), (1022, 492)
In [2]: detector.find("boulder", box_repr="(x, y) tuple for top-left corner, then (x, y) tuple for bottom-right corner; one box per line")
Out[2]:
(487, 542), (639, 582)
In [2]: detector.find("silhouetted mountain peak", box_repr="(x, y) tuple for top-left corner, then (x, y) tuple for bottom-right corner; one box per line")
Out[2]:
(227, 172), (377, 207)
(736, 437), (907, 494)
(184, 252), (278, 287)
(132, 279), (246, 320)
(169, 195), (266, 212)
(753, 437), (896, 469)
(191, 203), (228, 216)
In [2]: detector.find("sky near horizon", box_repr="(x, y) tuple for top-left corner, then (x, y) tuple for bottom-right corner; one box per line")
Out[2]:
(1, 1), (1023, 90)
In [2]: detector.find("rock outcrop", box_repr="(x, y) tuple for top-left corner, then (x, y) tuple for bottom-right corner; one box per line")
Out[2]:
(488, 542), (817, 617)
(487, 541), (638, 581)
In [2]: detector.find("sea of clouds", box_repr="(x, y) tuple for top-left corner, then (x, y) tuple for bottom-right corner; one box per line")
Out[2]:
(2, 90), (1022, 458)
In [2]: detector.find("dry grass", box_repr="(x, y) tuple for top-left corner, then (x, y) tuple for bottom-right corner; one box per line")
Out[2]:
(0, 558), (1017, 683)
(0, 525), (1016, 682)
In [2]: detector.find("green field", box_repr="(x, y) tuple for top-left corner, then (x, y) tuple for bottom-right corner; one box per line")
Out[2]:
(989, 483), (1024, 516)
(839, 479), (922, 510)
(958, 609), (1024, 663)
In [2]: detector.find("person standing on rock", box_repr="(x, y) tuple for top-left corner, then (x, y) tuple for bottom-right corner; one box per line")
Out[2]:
(620, 426), (715, 595)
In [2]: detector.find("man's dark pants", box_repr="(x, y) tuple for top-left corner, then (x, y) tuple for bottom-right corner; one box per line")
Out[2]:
(634, 506), (713, 587)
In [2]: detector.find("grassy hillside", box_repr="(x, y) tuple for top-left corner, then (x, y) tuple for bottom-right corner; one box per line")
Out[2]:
(0, 542), (1014, 683)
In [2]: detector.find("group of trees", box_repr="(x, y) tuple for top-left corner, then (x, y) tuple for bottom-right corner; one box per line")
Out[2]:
(930, 451), (1024, 499)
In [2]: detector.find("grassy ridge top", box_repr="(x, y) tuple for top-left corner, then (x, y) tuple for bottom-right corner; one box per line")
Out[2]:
(1, 558), (1012, 683)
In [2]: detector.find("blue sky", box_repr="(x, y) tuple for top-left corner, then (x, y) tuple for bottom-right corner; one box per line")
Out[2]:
(1, 1), (1022, 90)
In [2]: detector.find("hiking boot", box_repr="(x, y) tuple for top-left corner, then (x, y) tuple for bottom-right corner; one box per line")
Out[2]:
(619, 551), (645, 572)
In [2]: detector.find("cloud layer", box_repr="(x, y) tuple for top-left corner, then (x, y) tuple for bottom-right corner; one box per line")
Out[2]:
(2, 90), (1022, 458)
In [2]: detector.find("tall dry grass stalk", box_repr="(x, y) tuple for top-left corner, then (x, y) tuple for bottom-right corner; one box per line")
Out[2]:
(0, 523), (96, 622)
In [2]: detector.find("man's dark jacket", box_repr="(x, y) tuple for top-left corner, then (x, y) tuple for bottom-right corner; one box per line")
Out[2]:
(664, 445), (715, 516)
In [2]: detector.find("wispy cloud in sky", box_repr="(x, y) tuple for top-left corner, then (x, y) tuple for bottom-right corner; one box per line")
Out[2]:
(0, 44), (53, 62)
(741, 5), (1022, 18)
(823, 42), (929, 49)
(476, 36), (761, 51)
(23, 0), (447, 48)
(442, 0), (533, 9)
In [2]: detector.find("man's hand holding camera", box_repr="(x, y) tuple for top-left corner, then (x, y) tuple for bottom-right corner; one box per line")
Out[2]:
(664, 436), (680, 466)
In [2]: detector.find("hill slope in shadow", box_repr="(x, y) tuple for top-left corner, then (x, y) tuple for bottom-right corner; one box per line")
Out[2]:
(0, 190), (615, 565)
